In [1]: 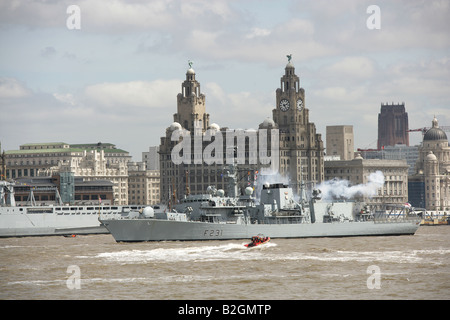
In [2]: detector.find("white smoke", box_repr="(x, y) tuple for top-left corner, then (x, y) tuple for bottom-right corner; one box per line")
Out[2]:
(316, 170), (385, 200)
(253, 169), (290, 204)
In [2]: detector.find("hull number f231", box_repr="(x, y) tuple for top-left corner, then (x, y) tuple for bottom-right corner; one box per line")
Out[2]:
(203, 229), (223, 237)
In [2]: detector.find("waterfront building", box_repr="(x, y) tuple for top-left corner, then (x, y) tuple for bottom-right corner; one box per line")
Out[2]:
(4, 142), (131, 179)
(142, 146), (160, 170)
(128, 161), (160, 205)
(159, 58), (322, 203)
(39, 149), (129, 205)
(159, 65), (265, 203)
(4, 142), (131, 205)
(410, 117), (450, 210)
(324, 155), (409, 210)
(271, 58), (324, 192)
(326, 125), (354, 161)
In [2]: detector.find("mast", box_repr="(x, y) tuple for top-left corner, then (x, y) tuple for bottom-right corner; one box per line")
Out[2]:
(0, 142), (6, 181)
(169, 177), (176, 211)
(185, 170), (190, 196)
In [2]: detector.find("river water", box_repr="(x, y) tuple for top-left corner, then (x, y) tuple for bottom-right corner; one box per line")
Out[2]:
(0, 226), (448, 300)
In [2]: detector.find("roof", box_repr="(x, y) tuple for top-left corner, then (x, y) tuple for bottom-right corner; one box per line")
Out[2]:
(6, 148), (85, 155)
(423, 127), (448, 141)
(423, 117), (448, 141)
(21, 142), (68, 147)
(6, 145), (129, 155)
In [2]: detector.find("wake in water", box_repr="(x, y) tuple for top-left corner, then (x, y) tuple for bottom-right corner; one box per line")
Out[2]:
(84, 242), (277, 264)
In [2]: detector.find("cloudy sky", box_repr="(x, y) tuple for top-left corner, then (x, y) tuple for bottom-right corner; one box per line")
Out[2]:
(1, 0), (449, 160)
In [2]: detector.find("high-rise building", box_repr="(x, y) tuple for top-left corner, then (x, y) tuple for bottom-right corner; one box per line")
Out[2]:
(159, 58), (323, 202)
(173, 64), (209, 132)
(326, 125), (354, 160)
(159, 65), (264, 203)
(377, 102), (409, 149)
(272, 58), (324, 192)
(142, 146), (160, 170)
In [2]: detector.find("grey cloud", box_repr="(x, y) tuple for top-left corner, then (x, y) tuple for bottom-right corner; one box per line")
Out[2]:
(40, 46), (57, 58)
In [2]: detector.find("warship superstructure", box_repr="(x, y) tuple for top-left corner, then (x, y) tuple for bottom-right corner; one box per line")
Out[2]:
(100, 165), (421, 242)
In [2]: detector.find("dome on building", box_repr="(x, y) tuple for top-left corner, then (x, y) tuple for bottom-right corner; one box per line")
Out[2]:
(209, 123), (220, 131)
(424, 117), (448, 141)
(186, 68), (195, 75)
(260, 117), (276, 128)
(424, 128), (448, 141)
(425, 151), (437, 161)
(285, 61), (294, 69)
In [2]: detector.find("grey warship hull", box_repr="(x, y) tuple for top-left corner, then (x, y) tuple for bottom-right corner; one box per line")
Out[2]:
(101, 218), (420, 242)
(100, 167), (421, 242)
(0, 205), (147, 238)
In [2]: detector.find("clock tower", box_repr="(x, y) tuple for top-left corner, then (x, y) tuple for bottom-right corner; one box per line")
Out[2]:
(173, 61), (210, 132)
(272, 56), (324, 192)
(275, 58), (304, 117)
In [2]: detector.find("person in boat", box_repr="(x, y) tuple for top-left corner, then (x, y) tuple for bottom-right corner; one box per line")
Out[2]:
(253, 236), (263, 245)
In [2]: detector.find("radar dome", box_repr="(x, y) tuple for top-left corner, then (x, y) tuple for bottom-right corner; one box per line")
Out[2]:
(245, 187), (253, 196)
(141, 207), (154, 218)
(206, 186), (216, 195)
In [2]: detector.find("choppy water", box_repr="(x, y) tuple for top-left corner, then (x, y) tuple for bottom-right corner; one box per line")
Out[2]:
(0, 226), (449, 300)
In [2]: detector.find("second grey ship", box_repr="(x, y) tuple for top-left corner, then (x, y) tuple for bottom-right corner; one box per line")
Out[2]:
(100, 165), (421, 242)
(0, 180), (145, 237)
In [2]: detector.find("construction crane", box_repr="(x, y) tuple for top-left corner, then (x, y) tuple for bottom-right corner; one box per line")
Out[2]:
(357, 139), (379, 152)
(407, 126), (450, 137)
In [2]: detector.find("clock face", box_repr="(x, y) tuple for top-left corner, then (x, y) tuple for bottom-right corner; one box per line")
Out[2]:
(297, 99), (303, 111)
(279, 99), (290, 112)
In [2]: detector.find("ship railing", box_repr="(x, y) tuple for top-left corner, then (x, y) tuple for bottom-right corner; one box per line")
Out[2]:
(373, 214), (421, 224)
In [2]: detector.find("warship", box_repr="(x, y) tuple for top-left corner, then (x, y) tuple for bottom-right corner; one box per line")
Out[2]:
(100, 164), (421, 242)
(0, 180), (145, 237)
